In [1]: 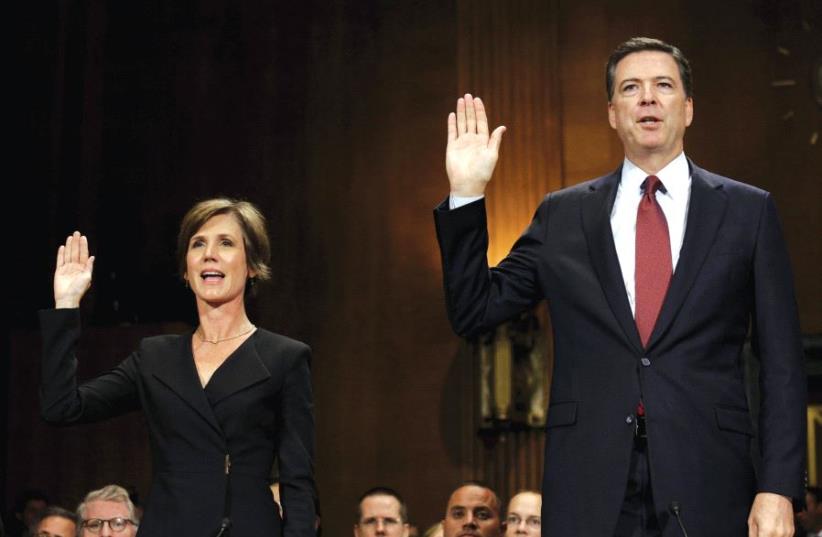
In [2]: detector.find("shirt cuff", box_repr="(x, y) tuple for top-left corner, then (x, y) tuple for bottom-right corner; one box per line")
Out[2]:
(449, 194), (485, 210)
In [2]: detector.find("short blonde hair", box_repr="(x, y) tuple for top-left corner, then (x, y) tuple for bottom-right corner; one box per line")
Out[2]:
(176, 198), (272, 284)
(77, 484), (137, 522)
(423, 521), (443, 537)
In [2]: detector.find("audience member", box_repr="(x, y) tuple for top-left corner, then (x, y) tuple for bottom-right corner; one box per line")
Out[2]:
(442, 482), (502, 537)
(121, 486), (143, 523)
(7, 489), (48, 537)
(354, 487), (410, 537)
(77, 485), (138, 537)
(422, 521), (443, 537)
(30, 507), (77, 537)
(798, 486), (822, 537)
(503, 491), (540, 537)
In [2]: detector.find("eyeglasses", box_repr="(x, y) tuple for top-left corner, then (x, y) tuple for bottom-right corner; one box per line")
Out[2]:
(505, 514), (541, 529)
(359, 516), (402, 528)
(81, 517), (137, 534)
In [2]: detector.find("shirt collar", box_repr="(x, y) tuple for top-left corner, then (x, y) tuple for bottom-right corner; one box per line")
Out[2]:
(621, 152), (690, 199)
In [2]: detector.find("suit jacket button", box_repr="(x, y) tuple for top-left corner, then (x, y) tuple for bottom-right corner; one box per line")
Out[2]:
(641, 357), (651, 367)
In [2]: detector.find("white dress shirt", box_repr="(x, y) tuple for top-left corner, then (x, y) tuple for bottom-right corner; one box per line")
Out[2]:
(450, 152), (692, 317)
(610, 152), (691, 316)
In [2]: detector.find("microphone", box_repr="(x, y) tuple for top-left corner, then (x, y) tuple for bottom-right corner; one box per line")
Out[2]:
(214, 517), (232, 537)
(669, 502), (690, 537)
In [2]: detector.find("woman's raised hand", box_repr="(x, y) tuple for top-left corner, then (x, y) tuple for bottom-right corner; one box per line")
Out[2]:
(54, 231), (95, 309)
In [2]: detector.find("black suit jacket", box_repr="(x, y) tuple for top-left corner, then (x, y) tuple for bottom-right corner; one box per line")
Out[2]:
(39, 308), (316, 537)
(434, 161), (806, 536)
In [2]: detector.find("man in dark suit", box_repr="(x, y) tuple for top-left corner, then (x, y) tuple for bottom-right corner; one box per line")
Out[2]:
(434, 37), (805, 537)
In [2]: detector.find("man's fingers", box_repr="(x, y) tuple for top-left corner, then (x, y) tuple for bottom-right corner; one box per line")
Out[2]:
(456, 97), (466, 134)
(465, 93), (477, 133)
(66, 234), (75, 264)
(56, 245), (65, 269)
(80, 235), (89, 263)
(87, 255), (96, 276)
(71, 231), (81, 263)
(489, 125), (507, 154)
(475, 97), (489, 135)
(447, 112), (457, 144)
(747, 520), (756, 537)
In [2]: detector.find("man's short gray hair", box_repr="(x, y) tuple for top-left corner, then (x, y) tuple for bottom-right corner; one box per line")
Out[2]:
(76, 484), (138, 522)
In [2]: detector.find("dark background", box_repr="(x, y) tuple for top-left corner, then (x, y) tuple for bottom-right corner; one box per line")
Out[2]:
(6, 0), (821, 534)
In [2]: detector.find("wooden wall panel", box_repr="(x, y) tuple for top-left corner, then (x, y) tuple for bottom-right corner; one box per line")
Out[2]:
(453, 0), (563, 502)
(456, 0), (564, 265)
(298, 3), (464, 534)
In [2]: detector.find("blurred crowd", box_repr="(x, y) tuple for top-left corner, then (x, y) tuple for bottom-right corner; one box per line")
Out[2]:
(6, 482), (822, 536)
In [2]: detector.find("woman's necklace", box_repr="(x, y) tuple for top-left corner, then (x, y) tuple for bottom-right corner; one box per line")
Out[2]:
(196, 324), (256, 344)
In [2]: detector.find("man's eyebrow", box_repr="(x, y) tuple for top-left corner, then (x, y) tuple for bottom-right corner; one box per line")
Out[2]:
(620, 75), (675, 85)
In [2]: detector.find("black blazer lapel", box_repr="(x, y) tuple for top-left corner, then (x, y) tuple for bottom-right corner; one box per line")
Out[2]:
(646, 162), (728, 349)
(582, 168), (644, 355)
(151, 335), (223, 435)
(204, 335), (271, 406)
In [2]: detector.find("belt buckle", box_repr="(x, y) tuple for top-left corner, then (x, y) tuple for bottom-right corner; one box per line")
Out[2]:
(634, 415), (647, 439)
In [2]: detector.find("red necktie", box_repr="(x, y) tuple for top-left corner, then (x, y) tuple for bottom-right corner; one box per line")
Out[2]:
(635, 175), (672, 348)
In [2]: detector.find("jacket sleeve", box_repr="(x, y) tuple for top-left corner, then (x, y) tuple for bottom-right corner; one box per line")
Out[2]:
(433, 196), (549, 339)
(277, 343), (317, 537)
(39, 308), (140, 424)
(751, 194), (807, 499)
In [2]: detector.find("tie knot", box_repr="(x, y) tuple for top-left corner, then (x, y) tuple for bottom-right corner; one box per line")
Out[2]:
(643, 175), (664, 197)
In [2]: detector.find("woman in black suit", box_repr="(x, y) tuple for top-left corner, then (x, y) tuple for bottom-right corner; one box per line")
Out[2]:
(40, 198), (316, 536)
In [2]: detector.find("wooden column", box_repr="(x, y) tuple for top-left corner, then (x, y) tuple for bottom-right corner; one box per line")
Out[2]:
(456, 0), (564, 264)
(455, 0), (563, 498)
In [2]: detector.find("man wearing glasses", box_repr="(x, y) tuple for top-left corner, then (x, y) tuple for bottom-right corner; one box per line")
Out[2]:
(77, 485), (138, 536)
(354, 487), (410, 537)
(503, 491), (540, 537)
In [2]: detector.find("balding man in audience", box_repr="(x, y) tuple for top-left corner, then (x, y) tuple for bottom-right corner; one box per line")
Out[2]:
(31, 507), (77, 537)
(354, 487), (410, 537)
(797, 487), (822, 537)
(443, 482), (502, 537)
(503, 491), (540, 537)
(77, 485), (138, 537)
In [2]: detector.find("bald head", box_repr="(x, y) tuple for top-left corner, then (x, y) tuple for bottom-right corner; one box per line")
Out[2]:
(443, 484), (501, 537)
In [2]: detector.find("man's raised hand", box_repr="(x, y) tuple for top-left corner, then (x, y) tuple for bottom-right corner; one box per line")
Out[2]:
(54, 231), (95, 309)
(446, 94), (506, 197)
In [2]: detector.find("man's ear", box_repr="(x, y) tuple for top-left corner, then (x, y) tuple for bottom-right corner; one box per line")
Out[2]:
(685, 97), (694, 127)
(608, 101), (617, 130)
